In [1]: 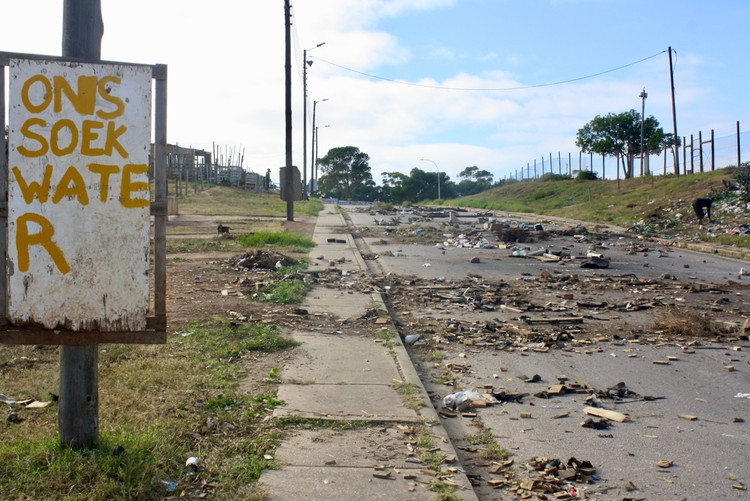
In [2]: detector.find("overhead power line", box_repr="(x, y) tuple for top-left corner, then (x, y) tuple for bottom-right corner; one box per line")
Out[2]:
(311, 50), (667, 92)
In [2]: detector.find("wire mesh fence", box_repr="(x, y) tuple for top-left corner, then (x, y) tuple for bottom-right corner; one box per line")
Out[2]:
(514, 121), (749, 181)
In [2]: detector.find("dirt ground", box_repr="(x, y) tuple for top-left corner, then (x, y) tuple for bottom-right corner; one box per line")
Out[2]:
(164, 208), (750, 500)
(164, 214), (383, 396)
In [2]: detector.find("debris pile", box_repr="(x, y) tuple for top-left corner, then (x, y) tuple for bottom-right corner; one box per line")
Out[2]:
(228, 250), (299, 271)
(515, 457), (598, 498)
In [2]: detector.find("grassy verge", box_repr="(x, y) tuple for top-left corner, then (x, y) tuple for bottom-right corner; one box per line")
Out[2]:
(166, 237), (249, 254)
(166, 231), (316, 255)
(0, 319), (298, 500)
(176, 186), (323, 218)
(258, 279), (311, 304)
(239, 231), (316, 252)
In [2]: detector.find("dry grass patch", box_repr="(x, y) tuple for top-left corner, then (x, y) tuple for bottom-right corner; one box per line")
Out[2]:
(651, 308), (729, 338)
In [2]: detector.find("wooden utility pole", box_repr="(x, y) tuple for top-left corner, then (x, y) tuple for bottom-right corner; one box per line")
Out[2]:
(284, 0), (294, 221)
(59, 0), (104, 449)
(668, 47), (680, 176)
(738, 121), (742, 168)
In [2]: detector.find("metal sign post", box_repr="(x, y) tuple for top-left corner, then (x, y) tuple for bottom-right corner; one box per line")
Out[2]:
(0, 30), (168, 451)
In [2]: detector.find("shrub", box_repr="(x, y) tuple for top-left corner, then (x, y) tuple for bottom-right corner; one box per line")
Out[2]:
(733, 161), (750, 200)
(576, 170), (599, 180)
(539, 172), (572, 182)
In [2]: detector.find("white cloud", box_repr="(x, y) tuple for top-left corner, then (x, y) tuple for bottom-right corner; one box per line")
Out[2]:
(2, 1), (743, 184)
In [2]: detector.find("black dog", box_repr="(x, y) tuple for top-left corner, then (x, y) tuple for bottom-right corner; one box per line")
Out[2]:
(217, 224), (231, 235)
(691, 198), (713, 224)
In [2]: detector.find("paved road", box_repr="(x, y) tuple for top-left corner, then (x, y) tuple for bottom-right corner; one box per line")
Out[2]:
(346, 206), (750, 500)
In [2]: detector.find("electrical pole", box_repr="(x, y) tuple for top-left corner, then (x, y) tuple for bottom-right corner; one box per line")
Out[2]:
(59, 0), (104, 449)
(640, 87), (647, 176)
(284, 0), (293, 220)
(669, 47), (680, 176)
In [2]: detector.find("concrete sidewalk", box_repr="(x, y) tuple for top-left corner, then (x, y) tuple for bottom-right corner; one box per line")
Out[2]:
(258, 205), (478, 500)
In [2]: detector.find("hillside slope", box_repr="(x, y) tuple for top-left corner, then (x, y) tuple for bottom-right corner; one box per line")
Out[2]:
(446, 168), (750, 260)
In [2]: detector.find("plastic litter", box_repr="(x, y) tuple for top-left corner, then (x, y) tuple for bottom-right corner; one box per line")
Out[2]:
(735, 393), (750, 399)
(160, 480), (178, 493)
(443, 390), (499, 410)
(403, 334), (425, 345)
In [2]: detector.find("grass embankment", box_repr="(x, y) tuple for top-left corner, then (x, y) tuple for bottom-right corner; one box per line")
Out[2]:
(455, 169), (731, 229)
(0, 320), (297, 500)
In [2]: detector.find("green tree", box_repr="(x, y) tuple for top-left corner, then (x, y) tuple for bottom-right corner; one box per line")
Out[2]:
(381, 168), (454, 203)
(380, 171), (409, 202)
(317, 146), (376, 200)
(576, 110), (668, 179)
(456, 166), (494, 196)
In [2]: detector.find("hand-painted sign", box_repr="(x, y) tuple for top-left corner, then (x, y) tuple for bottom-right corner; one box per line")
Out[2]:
(7, 59), (152, 331)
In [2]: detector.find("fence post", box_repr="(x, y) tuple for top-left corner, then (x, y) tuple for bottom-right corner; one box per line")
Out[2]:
(738, 121), (742, 168)
(690, 134), (695, 174)
(698, 131), (704, 173)
(569, 152), (572, 176)
(682, 136), (687, 175)
(710, 129), (715, 171)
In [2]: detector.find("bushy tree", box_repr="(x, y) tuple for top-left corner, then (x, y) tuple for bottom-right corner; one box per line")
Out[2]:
(456, 166), (494, 196)
(317, 146), (376, 200)
(380, 168), (454, 203)
(576, 110), (669, 178)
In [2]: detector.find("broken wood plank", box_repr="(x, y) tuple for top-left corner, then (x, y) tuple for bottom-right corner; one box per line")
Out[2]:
(583, 406), (629, 422)
(522, 316), (584, 325)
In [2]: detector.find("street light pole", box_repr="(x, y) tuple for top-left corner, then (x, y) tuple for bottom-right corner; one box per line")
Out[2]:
(314, 124), (330, 195)
(419, 158), (441, 200)
(302, 42), (324, 199)
(311, 98), (328, 193)
(640, 87), (648, 176)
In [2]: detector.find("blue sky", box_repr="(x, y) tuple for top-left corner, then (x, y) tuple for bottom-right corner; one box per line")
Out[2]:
(3, 0), (749, 183)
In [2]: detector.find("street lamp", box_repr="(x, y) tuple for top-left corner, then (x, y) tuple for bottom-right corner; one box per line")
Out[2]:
(640, 87), (648, 176)
(419, 158), (441, 200)
(303, 42), (325, 199)
(313, 124), (330, 195)
(311, 98), (328, 193)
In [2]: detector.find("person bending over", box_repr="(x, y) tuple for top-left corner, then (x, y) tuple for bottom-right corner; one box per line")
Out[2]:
(692, 198), (713, 224)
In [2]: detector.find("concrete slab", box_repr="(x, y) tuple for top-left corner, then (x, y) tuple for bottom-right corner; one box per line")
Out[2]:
(283, 333), (401, 384)
(301, 287), (378, 320)
(273, 384), (422, 422)
(259, 466), (476, 501)
(273, 428), (430, 468)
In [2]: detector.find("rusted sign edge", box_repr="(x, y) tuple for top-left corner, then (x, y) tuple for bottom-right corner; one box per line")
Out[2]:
(0, 329), (166, 345)
(0, 51), (164, 77)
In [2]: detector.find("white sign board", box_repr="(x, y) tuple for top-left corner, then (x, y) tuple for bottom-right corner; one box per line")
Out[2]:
(7, 59), (152, 331)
